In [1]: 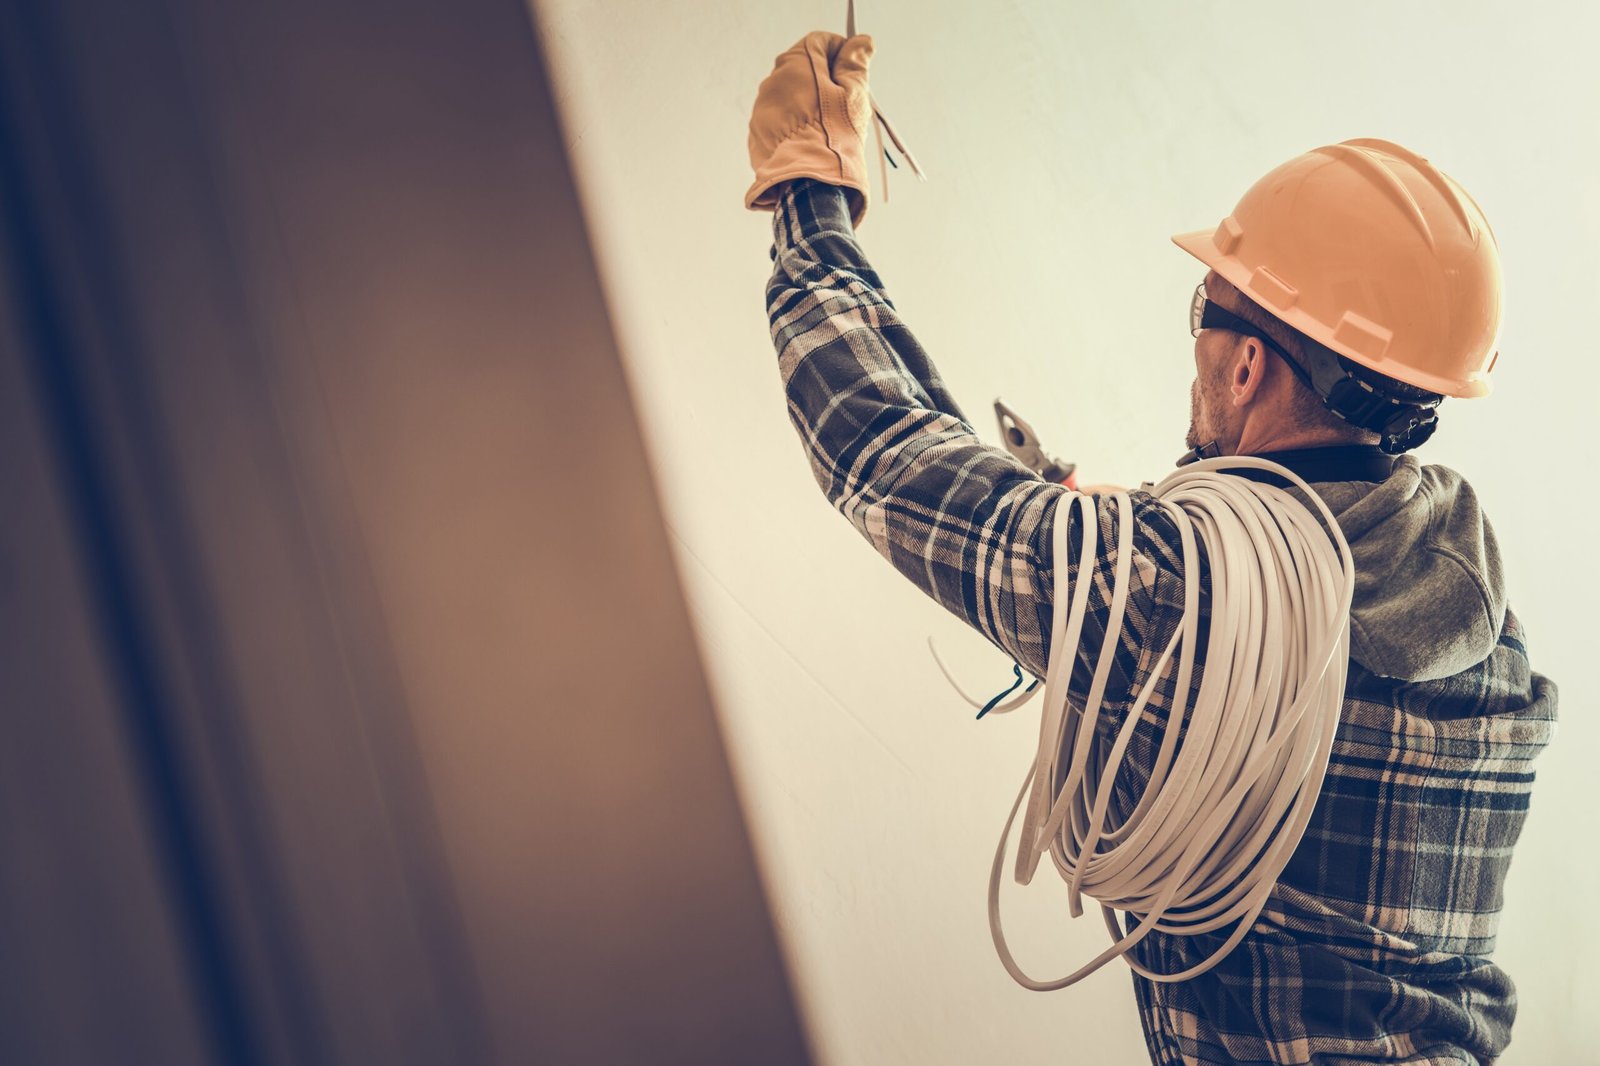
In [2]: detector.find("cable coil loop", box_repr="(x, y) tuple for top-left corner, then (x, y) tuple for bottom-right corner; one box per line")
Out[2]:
(936, 456), (1354, 988)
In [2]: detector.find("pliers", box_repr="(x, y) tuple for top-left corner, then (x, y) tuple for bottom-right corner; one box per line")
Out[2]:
(994, 398), (1078, 489)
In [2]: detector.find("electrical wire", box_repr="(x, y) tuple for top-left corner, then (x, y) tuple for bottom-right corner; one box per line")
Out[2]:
(934, 455), (1354, 988)
(845, 0), (927, 203)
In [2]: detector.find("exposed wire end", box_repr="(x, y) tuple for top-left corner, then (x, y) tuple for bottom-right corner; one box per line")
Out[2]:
(977, 663), (1027, 720)
(873, 103), (925, 180)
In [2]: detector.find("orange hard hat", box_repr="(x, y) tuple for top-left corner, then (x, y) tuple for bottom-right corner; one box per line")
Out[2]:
(1172, 138), (1502, 399)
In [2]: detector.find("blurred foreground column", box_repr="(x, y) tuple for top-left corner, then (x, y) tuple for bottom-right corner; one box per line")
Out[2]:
(0, 0), (811, 1062)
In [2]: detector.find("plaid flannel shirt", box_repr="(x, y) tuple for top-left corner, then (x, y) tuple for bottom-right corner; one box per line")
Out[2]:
(764, 178), (1558, 1065)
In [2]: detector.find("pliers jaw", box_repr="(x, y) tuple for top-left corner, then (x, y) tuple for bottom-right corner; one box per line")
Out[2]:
(994, 398), (1077, 488)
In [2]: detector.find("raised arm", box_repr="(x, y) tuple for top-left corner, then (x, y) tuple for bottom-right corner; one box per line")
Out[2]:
(764, 177), (1204, 726)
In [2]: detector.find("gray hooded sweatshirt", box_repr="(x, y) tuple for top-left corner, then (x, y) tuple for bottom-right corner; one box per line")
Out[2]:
(1306, 452), (1505, 681)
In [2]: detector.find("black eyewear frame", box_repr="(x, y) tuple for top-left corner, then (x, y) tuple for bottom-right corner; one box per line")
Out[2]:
(1189, 283), (1303, 372)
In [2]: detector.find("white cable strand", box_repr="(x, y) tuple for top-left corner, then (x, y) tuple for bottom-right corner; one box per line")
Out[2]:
(936, 456), (1353, 989)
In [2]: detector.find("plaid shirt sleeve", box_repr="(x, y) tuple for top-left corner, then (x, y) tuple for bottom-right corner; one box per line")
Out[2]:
(764, 177), (1202, 722)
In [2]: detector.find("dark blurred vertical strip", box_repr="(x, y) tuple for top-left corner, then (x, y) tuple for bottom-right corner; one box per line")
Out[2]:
(0, 0), (813, 1063)
(0, 4), (299, 1065)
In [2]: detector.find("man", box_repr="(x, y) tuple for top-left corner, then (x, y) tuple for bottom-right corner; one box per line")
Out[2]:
(746, 31), (1557, 1065)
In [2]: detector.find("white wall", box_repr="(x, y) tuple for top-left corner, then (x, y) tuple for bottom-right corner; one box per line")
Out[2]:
(532, 2), (1599, 1061)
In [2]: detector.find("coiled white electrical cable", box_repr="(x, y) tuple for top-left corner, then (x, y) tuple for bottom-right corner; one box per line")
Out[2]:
(929, 455), (1354, 988)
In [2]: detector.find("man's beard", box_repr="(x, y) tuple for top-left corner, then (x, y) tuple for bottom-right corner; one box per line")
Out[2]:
(1185, 377), (1203, 450)
(1186, 371), (1227, 453)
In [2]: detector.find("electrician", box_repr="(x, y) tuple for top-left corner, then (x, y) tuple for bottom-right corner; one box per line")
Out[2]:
(746, 31), (1556, 1066)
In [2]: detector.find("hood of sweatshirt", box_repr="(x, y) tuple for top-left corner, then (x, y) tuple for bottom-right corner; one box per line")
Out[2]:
(1264, 450), (1506, 682)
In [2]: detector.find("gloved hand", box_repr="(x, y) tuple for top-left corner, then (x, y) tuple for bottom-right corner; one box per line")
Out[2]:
(745, 31), (875, 228)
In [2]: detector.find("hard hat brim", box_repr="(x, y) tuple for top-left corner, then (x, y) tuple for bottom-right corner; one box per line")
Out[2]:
(1171, 228), (1218, 267)
(1169, 227), (1492, 399)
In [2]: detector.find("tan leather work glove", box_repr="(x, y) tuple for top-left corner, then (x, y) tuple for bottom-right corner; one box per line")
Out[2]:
(745, 31), (875, 228)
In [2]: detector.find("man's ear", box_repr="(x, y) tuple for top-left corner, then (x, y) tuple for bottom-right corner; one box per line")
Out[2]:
(1230, 338), (1265, 406)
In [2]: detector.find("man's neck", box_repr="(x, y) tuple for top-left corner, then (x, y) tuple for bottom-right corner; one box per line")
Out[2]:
(1234, 422), (1380, 456)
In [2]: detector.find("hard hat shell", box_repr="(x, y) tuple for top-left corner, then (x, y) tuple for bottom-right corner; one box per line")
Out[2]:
(1172, 138), (1502, 399)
